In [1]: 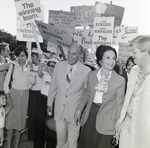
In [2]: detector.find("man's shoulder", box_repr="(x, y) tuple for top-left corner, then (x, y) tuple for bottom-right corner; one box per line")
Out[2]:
(78, 62), (91, 72)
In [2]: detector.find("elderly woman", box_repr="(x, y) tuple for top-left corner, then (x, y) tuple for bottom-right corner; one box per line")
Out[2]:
(75, 45), (125, 148)
(115, 35), (150, 148)
(3, 45), (35, 148)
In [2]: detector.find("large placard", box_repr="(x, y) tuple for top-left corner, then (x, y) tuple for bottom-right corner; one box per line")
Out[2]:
(35, 20), (73, 49)
(92, 17), (114, 52)
(48, 10), (77, 32)
(14, 0), (44, 25)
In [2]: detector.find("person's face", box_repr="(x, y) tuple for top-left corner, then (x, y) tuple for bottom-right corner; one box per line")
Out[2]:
(31, 54), (39, 64)
(18, 51), (27, 63)
(131, 46), (145, 66)
(126, 60), (135, 73)
(48, 62), (56, 73)
(101, 50), (116, 73)
(2, 46), (10, 58)
(0, 95), (6, 106)
(67, 46), (81, 65)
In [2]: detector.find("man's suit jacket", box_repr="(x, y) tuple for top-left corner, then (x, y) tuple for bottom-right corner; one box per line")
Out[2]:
(77, 69), (125, 135)
(47, 61), (90, 126)
(116, 65), (150, 148)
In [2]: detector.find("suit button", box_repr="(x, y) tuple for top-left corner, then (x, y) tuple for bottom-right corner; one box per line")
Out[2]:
(63, 104), (65, 106)
(65, 96), (67, 97)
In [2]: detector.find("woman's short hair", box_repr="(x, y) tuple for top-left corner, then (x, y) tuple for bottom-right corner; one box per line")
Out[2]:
(15, 45), (28, 57)
(96, 45), (117, 67)
(125, 56), (135, 68)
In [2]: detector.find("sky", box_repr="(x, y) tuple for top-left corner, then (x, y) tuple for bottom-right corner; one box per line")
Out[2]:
(0, 0), (150, 36)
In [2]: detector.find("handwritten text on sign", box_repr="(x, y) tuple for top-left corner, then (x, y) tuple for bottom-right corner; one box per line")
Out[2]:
(72, 29), (93, 49)
(48, 10), (77, 32)
(35, 20), (73, 49)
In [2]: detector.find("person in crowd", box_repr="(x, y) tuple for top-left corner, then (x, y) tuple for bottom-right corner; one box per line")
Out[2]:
(0, 90), (7, 147)
(115, 35), (150, 148)
(27, 48), (43, 141)
(75, 45), (125, 148)
(0, 43), (11, 91)
(47, 43), (90, 148)
(121, 56), (136, 93)
(34, 58), (58, 148)
(3, 45), (35, 148)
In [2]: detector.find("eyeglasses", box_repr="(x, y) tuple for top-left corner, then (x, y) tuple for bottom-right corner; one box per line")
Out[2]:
(132, 49), (140, 54)
(48, 65), (55, 68)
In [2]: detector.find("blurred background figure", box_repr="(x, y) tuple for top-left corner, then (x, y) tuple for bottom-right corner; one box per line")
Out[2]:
(28, 48), (42, 142)
(34, 58), (58, 148)
(121, 56), (136, 93)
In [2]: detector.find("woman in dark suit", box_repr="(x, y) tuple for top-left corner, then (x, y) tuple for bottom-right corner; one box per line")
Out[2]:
(74, 45), (125, 148)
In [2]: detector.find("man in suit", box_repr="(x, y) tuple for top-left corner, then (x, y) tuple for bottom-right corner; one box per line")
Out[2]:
(47, 43), (90, 148)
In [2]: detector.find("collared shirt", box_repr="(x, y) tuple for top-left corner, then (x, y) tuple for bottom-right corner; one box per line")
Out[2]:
(0, 107), (5, 128)
(66, 62), (78, 88)
(3, 61), (36, 94)
(93, 68), (112, 104)
(0, 55), (6, 91)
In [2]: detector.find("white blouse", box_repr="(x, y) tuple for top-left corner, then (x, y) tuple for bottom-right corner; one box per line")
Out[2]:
(3, 61), (36, 94)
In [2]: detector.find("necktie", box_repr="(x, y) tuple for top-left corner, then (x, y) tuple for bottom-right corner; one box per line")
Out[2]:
(67, 66), (72, 84)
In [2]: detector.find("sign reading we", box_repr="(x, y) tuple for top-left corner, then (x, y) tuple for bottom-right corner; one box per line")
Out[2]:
(14, 0), (44, 25)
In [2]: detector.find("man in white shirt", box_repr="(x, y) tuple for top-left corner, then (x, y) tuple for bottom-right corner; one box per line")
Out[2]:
(0, 43), (11, 91)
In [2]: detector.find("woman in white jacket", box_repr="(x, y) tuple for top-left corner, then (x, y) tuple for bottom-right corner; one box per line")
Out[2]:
(115, 35), (150, 148)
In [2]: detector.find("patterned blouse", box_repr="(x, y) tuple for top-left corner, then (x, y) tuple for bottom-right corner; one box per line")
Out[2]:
(3, 61), (36, 94)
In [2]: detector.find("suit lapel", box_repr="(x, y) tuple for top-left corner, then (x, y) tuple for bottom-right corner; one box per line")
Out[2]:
(62, 61), (68, 89)
(104, 70), (120, 95)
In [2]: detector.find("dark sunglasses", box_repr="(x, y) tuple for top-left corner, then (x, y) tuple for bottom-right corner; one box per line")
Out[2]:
(48, 65), (55, 68)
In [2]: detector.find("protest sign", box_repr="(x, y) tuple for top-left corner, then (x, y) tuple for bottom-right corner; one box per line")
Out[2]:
(48, 10), (77, 32)
(14, 0), (44, 25)
(16, 17), (43, 42)
(35, 20), (73, 49)
(92, 17), (114, 52)
(72, 28), (93, 49)
(95, 1), (124, 27)
(113, 26), (139, 45)
(70, 5), (100, 26)
(118, 42), (131, 66)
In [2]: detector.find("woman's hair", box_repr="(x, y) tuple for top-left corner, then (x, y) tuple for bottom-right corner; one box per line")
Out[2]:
(0, 90), (5, 97)
(15, 45), (28, 57)
(95, 45), (117, 67)
(125, 56), (135, 68)
(130, 35), (150, 55)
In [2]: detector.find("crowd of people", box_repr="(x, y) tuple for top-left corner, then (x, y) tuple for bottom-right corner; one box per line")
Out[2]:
(0, 35), (150, 148)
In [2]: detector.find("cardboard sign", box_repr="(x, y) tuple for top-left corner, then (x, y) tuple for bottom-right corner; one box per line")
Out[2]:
(118, 42), (131, 66)
(95, 1), (124, 27)
(92, 17), (114, 52)
(72, 29), (93, 49)
(70, 5), (100, 26)
(113, 26), (139, 45)
(14, 0), (44, 25)
(48, 10), (77, 32)
(16, 17), (43, 42)
(35, 20), (73, 49)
